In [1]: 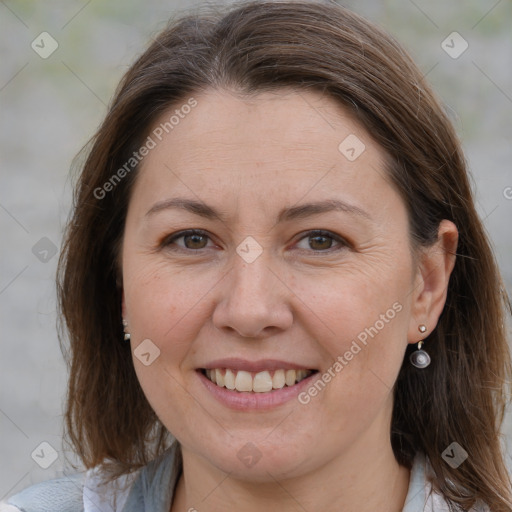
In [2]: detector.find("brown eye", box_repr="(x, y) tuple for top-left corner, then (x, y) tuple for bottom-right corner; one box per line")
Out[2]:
(182, 233), (208, 249)
(164, 230), (213, 251)
(295, 230), (347, 252)
(309, 234), (334, 250)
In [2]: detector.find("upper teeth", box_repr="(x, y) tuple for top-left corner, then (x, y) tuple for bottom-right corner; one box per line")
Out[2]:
(205, 368), (313, 393)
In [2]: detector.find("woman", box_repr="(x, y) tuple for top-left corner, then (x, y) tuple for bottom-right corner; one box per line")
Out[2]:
(2, 1), (511, 511)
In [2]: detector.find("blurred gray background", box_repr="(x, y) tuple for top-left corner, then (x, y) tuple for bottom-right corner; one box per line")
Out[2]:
(1, 0), (511, 499)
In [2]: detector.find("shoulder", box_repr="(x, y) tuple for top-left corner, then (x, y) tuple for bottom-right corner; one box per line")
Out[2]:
(0, 442), (182, 512)
(0, 472), (85, 512)
(403, 453), (492, 512)
(81, 442), (181, 511)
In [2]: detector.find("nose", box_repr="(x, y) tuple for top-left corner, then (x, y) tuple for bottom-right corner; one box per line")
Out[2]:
(212, 254), (294, 339)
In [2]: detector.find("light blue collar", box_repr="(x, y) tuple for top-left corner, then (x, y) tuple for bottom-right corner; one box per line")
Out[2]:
(121, 442), (182, 512)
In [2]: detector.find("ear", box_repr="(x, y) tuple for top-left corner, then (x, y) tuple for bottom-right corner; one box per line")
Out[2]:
(408, 220), (458, 343)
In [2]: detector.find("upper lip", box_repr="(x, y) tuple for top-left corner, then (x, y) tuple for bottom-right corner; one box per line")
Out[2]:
(199, 358), (317, 373)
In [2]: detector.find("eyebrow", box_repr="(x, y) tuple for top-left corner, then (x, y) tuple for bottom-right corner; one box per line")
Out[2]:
(145, 197), (371, 222)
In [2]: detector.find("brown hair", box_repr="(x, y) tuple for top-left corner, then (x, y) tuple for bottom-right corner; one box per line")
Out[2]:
(57, 1), (512, 509)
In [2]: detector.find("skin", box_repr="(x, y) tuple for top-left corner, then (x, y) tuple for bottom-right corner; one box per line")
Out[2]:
(121, 88), (458, 512)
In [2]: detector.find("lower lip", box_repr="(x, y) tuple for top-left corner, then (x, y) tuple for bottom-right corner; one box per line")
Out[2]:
(196, 370), (319, 410)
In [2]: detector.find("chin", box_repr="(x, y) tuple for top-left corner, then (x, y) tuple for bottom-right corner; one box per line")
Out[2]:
(201, 441), (313, 482)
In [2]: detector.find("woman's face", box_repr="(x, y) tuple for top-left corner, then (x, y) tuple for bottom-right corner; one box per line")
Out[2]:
(121, 88), (428, 480)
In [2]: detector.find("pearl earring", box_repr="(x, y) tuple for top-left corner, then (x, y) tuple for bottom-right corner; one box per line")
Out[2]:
(409, 324), (430, 369)
(122, 318), (131, 341)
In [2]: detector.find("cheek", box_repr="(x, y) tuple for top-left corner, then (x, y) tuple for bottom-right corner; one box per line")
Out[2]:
(122, 259), (213, 437)
(290, 259), (411, 412)
(293, 256), (411, 347)
(122, 258), (214, 410)
(123, 257), (213, 339)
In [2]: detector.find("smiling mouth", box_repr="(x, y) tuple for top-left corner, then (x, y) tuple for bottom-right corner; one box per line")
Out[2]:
(199, 368), (319, 393)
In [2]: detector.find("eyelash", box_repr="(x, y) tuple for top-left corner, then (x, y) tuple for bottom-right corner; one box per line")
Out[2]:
(161, 229), (349, 254)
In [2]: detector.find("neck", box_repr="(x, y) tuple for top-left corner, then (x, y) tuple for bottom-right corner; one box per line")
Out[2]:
(171, 432), (410, 512)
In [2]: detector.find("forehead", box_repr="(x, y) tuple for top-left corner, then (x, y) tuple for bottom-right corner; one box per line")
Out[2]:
(151, 88), (371, 161)
(130, 88), (398, 218)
